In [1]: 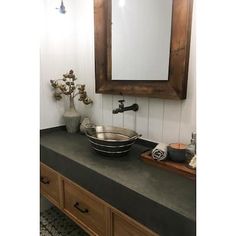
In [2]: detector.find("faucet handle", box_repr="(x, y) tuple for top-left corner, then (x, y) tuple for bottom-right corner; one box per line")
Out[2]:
(118, 99), (125, 104)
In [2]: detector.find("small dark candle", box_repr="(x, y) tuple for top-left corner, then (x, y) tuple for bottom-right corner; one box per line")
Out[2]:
(168, 143), (187, 163)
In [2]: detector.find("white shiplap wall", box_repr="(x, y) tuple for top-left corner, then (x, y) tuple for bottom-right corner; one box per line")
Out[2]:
(40, 0), (196, 145)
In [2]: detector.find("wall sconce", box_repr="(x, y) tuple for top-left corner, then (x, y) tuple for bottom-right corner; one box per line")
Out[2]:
(56, 0), (66, 14)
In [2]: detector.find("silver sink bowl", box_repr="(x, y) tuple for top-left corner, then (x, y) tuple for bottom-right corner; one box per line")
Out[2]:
(85, 126), (141, 157)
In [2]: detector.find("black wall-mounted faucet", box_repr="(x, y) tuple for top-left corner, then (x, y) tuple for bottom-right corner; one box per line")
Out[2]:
(112, 100), (139, 114)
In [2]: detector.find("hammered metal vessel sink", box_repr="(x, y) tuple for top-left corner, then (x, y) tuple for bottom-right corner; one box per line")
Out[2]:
(85, 126), (141, 157)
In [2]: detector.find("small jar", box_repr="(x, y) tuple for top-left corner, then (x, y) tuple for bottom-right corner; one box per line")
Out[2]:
(186, 132), (196, 162)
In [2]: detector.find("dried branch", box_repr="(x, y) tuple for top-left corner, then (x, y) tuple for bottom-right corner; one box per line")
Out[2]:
(50, 69), (93, 105)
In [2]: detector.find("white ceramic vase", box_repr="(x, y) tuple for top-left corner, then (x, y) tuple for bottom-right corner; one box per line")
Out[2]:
(63, 96), (81, 133)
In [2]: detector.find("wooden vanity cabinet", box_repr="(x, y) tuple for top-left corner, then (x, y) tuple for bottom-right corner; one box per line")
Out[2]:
(63, 178), (107, 236)
(111, 210), (158, 236)
(40, 162), (159, 236)
(40, 163), (60, 207)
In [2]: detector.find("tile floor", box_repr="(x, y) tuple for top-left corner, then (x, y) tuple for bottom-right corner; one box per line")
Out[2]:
(40, 207), (89, 236)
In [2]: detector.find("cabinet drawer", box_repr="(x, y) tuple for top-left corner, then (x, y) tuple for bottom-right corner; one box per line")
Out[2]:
(40, 163), (60, 206)
(112, 211), (159, 236)
(63, 179), (106, 236)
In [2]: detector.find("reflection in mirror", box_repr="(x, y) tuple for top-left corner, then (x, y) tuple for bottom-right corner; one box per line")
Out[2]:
(112, 0), (173, 81)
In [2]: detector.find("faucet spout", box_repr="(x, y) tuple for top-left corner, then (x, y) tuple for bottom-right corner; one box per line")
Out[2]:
(112, 108), (120, 114)
(123, 103), (139, 112)
(112, 101), (139, 114)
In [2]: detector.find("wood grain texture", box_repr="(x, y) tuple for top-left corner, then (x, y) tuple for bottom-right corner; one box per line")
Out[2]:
(112, 210), (159, 236)
(63, 178), (107, 236)
(58, 174), (64, 209)
(40, 163), (60, 207)
(40, 163), (160, 236)
(140, 150), (196, 180)
(94, 0), (193, 99)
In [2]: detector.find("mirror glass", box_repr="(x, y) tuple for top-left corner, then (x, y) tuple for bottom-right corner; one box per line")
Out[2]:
(112, 0), (173, 81)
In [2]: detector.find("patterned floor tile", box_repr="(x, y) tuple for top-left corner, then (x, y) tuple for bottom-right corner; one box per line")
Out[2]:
(40, 207), (89, 236)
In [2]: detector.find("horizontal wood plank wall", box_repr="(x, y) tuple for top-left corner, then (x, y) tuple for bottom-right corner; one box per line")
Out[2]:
(40, 0), (196, 145)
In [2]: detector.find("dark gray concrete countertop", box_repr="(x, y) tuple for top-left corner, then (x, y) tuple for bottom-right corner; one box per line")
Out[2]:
(40, 129), (196, 236)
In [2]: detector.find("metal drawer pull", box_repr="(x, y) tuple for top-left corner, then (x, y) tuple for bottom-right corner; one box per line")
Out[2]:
(74, 202), (89, 213)
(40, 176), (50, 184)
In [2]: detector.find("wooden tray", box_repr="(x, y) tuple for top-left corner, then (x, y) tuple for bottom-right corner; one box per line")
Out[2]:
(140, 150), (196, 180)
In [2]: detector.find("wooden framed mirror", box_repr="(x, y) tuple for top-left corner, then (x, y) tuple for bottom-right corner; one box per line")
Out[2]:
(94, 0), (193, 99)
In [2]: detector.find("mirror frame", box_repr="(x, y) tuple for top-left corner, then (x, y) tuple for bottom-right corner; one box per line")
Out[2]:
(94, 0), (193, 99)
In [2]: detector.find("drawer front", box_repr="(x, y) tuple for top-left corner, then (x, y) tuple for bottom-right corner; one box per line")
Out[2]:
(113, 212), (159, 236)
(63, 179), (106, 236)
(40, 163), (60, 205)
